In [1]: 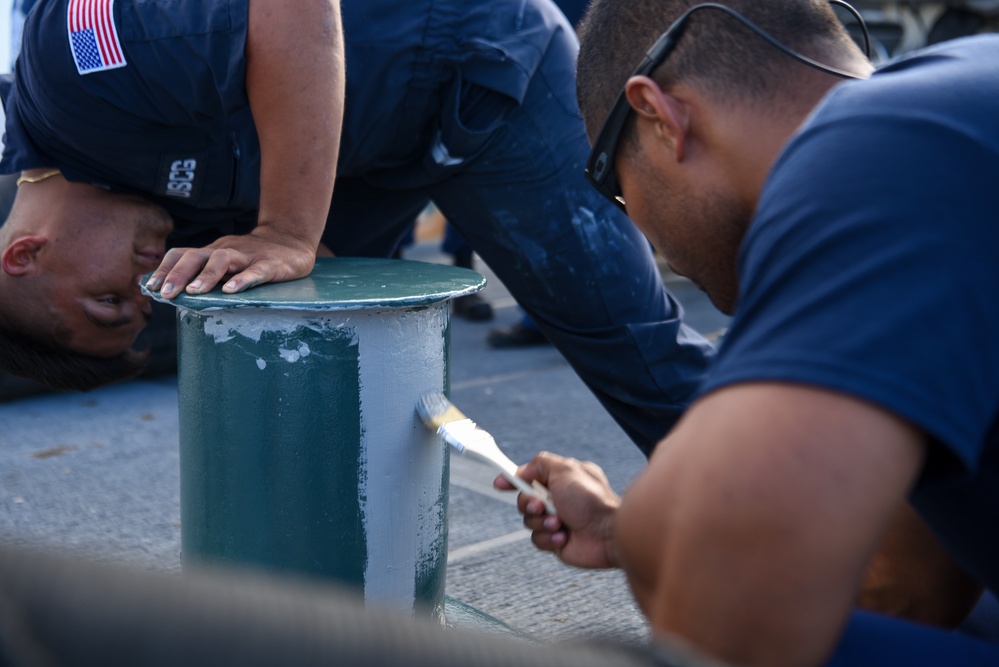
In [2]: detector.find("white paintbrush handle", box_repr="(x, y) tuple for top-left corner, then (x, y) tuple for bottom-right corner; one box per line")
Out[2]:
(440, 425), (557, 514)
(465, 443), (555, 514)
(500, 471), (557, 516)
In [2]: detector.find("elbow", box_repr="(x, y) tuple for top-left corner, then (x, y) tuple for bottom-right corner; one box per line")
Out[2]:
(614, 462), (676, 618)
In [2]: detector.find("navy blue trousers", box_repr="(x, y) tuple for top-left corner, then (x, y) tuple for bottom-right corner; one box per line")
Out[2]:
(826, 607), (999, 666)
(321, 0), (712, 455)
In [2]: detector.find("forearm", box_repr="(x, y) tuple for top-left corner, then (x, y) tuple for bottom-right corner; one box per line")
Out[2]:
(147, 1), (344, 298)
(620, 478), (862, 667)
(246, 0), (344, 251)
(615, 385), (926, 667)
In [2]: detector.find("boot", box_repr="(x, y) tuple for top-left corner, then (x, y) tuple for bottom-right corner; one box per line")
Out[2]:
(451, 251), (494, 321)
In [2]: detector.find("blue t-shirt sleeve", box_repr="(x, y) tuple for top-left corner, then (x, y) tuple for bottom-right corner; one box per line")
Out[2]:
(702, 108), (999, 470)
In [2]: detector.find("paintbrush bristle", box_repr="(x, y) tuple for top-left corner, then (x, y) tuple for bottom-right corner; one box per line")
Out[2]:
(416, 393), (468, 430)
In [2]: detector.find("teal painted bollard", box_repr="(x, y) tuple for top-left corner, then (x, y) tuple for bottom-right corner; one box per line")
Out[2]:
(146, 258), (485, 622)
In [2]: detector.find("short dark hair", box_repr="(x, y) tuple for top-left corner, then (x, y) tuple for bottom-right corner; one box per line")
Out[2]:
(0, 318), (148, 392)
(577, 0), (859, 138)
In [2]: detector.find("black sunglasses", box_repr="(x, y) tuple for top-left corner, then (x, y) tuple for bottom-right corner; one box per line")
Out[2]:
(584, 1), (870, 211)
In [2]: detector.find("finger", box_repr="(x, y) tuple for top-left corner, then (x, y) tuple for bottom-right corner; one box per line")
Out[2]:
(183, 248), (246, 295)
(160, 249), (212, 299)
(524, 496), (549, 517)
(531, 529), (569, 553)
(493, 474), (516, 491)
(523, 512), (562, 533)
(518, 450), (560, 485)
(222, 263), (271, 293)
(145, 248), (191, 292)
(516, 491), (545, 515)
(581, 460), (611, 485)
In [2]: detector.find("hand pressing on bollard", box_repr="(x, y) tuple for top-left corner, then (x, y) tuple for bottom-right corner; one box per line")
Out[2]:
(144, 226), (319, 299)
(495, 451), (622, 570)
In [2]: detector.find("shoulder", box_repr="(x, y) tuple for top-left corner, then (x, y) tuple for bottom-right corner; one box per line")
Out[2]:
(755, 34), (999, 256)
(809, 35), (999, 143)
(704, 42), (999, 463)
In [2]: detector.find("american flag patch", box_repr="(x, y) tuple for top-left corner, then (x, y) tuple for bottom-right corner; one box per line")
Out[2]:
(67, 0), (127, 75)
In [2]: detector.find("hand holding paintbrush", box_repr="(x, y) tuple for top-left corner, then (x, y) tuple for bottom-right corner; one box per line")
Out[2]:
(418, 394), (625, 569)
(416, 393), (556, 514)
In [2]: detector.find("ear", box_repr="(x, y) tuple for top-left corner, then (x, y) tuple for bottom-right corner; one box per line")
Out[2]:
(1, 235), (47, 276)
(625, 75), (690, 162)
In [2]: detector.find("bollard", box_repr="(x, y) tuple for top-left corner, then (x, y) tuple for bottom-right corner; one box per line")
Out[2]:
(147, 257), (485, 623)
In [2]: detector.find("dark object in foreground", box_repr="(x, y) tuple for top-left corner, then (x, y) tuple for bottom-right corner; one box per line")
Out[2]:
(0, 545), (724, 667)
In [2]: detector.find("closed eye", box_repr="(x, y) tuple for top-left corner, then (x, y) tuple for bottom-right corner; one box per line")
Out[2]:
(85, 297), (133, 328)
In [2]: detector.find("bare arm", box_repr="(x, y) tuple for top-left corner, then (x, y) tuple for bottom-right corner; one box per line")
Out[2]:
(616, 383), (926, 667)
(147, 0), (344, 298)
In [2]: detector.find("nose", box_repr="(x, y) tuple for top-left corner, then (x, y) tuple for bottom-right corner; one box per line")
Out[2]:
(127, 279), (154, 319)
(131, 290), (153, 315)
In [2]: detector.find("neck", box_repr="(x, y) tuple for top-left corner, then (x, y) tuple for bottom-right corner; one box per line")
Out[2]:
(714, 60), (872, 210)
(6, 170), (77, 237)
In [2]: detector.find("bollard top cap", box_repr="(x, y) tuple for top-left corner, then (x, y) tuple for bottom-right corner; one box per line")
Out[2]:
(142, 257), (486, 312)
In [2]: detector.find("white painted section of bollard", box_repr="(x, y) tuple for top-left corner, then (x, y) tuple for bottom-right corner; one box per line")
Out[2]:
(357, 305), (449, 617)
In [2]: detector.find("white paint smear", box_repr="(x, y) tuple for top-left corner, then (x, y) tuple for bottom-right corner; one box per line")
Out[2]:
(194, 310), (356, 368)
(357, 304), (449, 613)
(277, 341), (313, 363)
(201, 310), (347, 344)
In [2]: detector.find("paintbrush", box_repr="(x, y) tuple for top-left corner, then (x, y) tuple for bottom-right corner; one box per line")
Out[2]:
(416, 393), (556, 515)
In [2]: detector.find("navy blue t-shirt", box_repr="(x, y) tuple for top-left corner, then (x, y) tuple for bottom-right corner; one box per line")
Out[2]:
(0, 0), (567, 235)
(1, 0), (258, 231)
(701, 36), (999, 593)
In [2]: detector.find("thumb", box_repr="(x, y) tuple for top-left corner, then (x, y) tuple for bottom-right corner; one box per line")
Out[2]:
(496, 451), (559, 490)
(493, 474), (517, 491)
(518, 450), (561, 485)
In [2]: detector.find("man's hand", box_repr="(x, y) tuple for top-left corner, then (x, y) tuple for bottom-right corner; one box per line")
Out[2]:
(145, 226), (316, 298)
(147, 0), (344, 299)
(246, 0), (343, 286)
(495, 451), (622, 569)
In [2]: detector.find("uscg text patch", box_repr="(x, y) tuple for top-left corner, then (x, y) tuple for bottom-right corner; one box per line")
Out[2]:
(157, 155), (205, 202)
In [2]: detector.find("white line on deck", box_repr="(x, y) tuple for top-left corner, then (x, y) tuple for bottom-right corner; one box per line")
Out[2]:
(447, 529), (532, 564)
